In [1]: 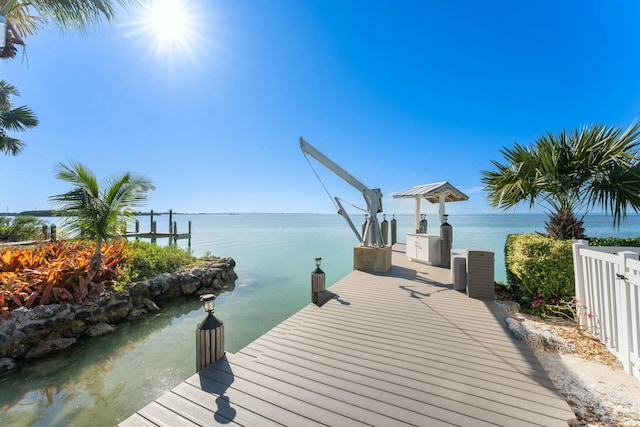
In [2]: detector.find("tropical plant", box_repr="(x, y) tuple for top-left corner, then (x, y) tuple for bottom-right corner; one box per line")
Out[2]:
(49, 161), (154, 280)
(0, 79), (38, 155)
(481, 123), (640, 239)
(115, 240), (194, 287)
(0, 0), (142, 58)
(0, 240), (130, 318)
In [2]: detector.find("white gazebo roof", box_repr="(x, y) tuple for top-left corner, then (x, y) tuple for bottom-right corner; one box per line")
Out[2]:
(392, 181), (469, 203)
(392, 181), (469, 231)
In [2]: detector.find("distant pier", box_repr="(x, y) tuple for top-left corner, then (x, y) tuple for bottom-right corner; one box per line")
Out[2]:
(125, 209), (191, 246)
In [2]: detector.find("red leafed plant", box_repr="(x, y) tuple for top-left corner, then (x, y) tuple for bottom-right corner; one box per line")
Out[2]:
(0, 239), (130, 318)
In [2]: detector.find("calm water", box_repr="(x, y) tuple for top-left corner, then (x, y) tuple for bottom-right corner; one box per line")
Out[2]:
(1, 213), (639, 426)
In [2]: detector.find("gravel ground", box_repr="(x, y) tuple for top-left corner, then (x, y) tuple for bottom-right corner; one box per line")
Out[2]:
(504, 309), (640, 426)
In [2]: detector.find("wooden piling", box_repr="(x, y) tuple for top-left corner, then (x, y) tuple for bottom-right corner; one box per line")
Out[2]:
(123, 209), (192, 243)
(391, 215), (397, 245)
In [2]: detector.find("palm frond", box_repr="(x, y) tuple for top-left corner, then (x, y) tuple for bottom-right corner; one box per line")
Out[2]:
(482, 122), (640, 235)
(0, 106), (39, 131)
(0, 133), (25, 155)
(50, 161), (154, 241)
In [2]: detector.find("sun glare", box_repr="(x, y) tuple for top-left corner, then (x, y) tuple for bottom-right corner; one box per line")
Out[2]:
(124, 0), (209, 67)
(146, 0), (187, 46)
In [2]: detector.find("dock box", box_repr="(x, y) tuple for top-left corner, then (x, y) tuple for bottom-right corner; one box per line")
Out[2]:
(466, 250), (494, 300)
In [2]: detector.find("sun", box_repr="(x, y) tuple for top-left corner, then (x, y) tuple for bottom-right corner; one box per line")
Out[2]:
(144, 0), (189, 49)
(123, 0), (208, 65)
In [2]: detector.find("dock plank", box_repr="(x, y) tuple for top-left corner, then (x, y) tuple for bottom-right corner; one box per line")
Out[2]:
(120, 243), (576, 426)
(137, 401), (199, 427)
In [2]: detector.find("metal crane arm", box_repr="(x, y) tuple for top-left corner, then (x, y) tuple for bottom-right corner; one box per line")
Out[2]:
(300, 137), (369, 193)
(299, 137), (384, 247)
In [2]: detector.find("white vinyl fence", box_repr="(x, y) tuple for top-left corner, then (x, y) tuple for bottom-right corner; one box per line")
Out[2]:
(573, 240), (640, 380)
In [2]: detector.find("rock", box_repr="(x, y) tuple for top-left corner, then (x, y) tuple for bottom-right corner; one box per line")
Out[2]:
(87, 322), (115, 337)
(181, 280), (199, 295)
(126, 308), (147, 320)
(127, 281), (149, 298)
(506, 316), (576, 353)
(26, 337), (76, 359)
(496, 300), (521, 315)
(7, 342), (29, 359)
(0, 357), (16, 373)
(62, 320), (88, 336)
(74, 307), (91, 320)
(143, 298), (161, 312)
(28, 304), (65, 320)
(148, 279), (163, 297)
(506, 317), (529, 340)
(1, 256), (236, 362)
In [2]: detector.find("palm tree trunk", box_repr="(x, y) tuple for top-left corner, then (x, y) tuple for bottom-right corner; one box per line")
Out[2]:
(87, 235), (104, 283)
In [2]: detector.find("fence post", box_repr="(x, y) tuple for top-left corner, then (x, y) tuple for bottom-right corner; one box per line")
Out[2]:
(617, 251), (638, 375)
(572, 240), (589, 328)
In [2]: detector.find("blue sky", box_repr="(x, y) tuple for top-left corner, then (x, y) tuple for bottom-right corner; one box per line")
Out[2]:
(2, 0), (640, 216)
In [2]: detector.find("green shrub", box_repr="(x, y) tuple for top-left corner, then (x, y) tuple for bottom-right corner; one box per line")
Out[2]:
(505, 233), (574, 311)
(0, 215), (46, 242)
(117, 241), (195, 286)
(589, 237), (640, 247)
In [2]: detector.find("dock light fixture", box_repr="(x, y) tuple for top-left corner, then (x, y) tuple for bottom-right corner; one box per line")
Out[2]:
(200, 293), (215, 313)
(196, 293), (224, 371)
(0, 16), (6, 49)
(311, 257), (325, 306)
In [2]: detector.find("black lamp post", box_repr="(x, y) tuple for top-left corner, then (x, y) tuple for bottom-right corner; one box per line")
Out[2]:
(311, 257), (325, 305)
(196, 293), (225, 372)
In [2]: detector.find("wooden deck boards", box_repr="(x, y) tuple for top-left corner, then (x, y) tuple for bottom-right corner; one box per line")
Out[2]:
(120, 243), (576, 426)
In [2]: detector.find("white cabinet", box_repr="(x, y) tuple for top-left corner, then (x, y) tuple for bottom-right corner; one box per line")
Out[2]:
(405, 233), (441, 266)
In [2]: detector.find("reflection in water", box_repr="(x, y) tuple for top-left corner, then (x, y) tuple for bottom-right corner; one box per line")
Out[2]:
(0, 292), (228, 427)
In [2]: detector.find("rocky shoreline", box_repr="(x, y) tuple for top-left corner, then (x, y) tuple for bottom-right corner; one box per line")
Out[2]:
(0, 257), (237, 372)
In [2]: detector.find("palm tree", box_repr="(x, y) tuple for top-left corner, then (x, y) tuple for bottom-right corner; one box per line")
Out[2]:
(481, 123), (640, 239)
(0, 79), (37, 155)
(49, 160), (155, 279)
(1, 0), (141, 58)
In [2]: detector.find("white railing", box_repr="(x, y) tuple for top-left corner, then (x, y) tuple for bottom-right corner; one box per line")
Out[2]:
(573, 240), (640, 380)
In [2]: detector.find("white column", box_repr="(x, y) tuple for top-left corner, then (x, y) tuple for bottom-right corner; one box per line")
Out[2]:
(617, 250), (638, 375)
(438, 194), (445, 225)
(572, 240), (589, 328)
(414, 198), (420, 233)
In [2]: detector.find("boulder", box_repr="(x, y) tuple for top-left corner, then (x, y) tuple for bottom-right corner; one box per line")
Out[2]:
(87, 322), (115, 337)
(0, 357), (16, 373)
(143, 298), (161, 312)
(25, 337), (77, 359)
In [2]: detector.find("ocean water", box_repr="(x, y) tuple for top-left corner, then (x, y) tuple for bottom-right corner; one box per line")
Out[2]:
(1, 212), (639, 426)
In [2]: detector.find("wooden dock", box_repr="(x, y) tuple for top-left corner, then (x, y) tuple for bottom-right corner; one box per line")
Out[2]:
(124, 209), (191, 244)
(120, 244), (576, 426)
